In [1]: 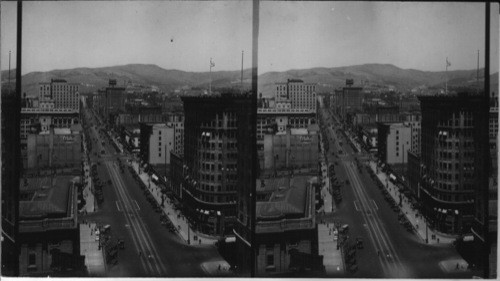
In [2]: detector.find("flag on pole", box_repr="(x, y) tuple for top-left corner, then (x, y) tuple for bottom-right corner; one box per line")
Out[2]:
(210, 58), (215, 68)
(446, 58), (451, 67)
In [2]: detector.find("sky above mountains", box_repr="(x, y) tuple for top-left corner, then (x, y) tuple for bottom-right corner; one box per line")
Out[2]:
(1, 1), (498, 75)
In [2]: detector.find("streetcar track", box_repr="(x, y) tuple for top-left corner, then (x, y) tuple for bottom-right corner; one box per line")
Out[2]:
(106, 161), (168, 276)
(344, 155), (410, 277)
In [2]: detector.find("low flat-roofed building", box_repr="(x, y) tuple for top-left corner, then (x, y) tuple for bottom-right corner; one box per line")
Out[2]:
(18, 175), (85, 276)
(254, 175), (323, 276)
(261, 124), (319, 176)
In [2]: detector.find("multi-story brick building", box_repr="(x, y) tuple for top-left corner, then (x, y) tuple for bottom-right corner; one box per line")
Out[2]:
(20, 107), (80, 169)
(165, 113), (184, 157)
(275, 79), (317, 112)
(38, 79), (80, 111)
(418, 94), (484, 234)
(339, 86), (364, 121)
(139, 123), (176, 165)
(377, 122), (412, 166)
(256, 107), (316, 146)
(181, 94), (252, 236)
(261, 125), (319, 176)
(26, 127), (82, 171)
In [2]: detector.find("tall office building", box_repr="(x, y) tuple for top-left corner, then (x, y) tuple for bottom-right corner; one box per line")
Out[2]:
(104, 79), (126, 124)
(181, 93), (253, 236)
(275, 79), (317, 112)
(38, 79), (80, 111)
(377, 122), (412, 166)
(418, 94), (484, 235)
(139, 123), (176, 165)
(339, 86), (364, 121)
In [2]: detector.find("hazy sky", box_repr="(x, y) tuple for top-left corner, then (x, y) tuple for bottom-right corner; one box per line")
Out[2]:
(1, 1), (498, 75)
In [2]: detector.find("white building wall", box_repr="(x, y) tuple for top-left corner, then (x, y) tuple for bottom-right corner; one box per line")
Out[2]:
(386, 124), (412, 165)
(148, 125), (175, 165)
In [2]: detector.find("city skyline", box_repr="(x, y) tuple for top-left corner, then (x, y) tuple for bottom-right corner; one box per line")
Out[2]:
(1, 1), (498, 76)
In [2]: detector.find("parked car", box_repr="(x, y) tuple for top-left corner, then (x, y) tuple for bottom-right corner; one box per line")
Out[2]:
(356, 237), (364, 249)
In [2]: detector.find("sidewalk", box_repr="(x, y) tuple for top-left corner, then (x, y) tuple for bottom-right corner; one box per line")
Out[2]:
(130, 160), (219, 246)
(80, 222), (106, 276)
(200, 259), (233, 276)
(82, 161), (96, 213)
(319, 133), (335, 213)
(81, 127), (96, 213)
(368, 161), (457, 245)
(318, 223), (344, 276)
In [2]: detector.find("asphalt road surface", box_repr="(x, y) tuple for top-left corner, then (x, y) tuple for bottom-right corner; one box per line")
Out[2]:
(319, 107), (475, 278)
(81, 107), (223, 277)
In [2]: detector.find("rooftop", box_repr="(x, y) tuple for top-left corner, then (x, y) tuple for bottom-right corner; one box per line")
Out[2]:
(256, 176), (310, 220)
(19, 175), (77, 219)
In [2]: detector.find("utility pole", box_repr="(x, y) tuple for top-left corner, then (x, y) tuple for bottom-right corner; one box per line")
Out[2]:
(241, 50), (244, 94)
(209, 58), (215, 95)
(445, 58), (451, 95)
(8, 50), (11, 93)
(477, 50), (480, 95)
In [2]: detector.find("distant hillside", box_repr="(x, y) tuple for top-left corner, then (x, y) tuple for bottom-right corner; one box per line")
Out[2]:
(1, 63), (495, 97)
(258, 64), (489, 96)
(1, 64), (253, 97)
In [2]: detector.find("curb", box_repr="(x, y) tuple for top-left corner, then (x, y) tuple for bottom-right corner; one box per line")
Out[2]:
(130, 161), (219, 246)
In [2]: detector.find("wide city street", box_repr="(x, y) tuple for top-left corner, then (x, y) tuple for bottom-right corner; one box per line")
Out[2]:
(80, 106), (224, 277)
(319, 106), (477, 278)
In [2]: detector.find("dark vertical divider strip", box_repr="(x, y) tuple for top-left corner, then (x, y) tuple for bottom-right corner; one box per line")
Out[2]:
(251, 0), (259, 277)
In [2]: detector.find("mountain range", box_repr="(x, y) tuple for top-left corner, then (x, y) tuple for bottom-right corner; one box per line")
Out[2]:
(1, 63), (496, 98)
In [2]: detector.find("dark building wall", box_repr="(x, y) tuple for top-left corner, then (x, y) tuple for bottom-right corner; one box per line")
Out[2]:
(2, 93), (20, 276)
(407, 151), (421, 198)
(139, 123), (153, 164)
(170, 151), (183, 199)
(18, 227), (81, 276)
(377, 123), (390, 163)
(254, 227), (321, 276)
(418, 95), (484, 234)
(181, 94), (253, 236)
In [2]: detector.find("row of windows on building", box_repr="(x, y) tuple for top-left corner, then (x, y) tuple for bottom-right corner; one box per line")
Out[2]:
(432, 193), (474, 203)
(198, 182), (237, 193)
(200, 162), (237, 172)
(435, 170), (475, 181)
(40, 86), (78, 91)
(200, 141), (238, 150)
(200, 172), (238, 182)
(436, 139), (475, 149)
(198, 193), (237, 204)
(434, 161), (475, 170)
(200, 152), (238, 161)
